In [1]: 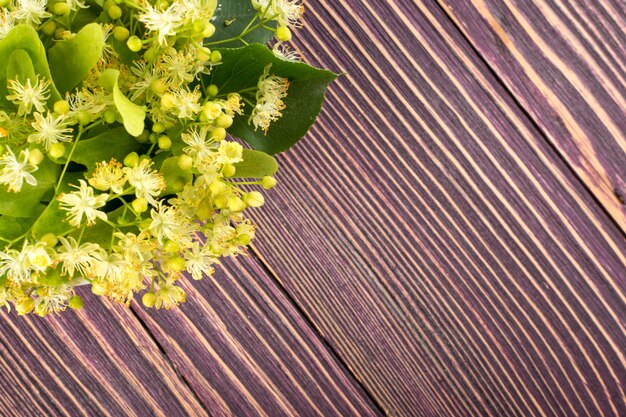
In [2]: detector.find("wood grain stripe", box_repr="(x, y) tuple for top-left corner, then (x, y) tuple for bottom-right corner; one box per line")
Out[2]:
(440, 0), (626, 230)
(0, 292), (208, 417)
(243, 0), (626, 415)
(134, 254), (382, 417)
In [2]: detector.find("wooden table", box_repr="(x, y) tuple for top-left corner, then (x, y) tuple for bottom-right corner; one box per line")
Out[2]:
(1, 0), (625, 416)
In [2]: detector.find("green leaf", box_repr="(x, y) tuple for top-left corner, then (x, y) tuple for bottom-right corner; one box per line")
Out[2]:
(232, 149), (278, 178)
(108, 69), (146, 137)
(6, 50), (37, 85)
(0, 159), (59, 217)
(31, 199), (73, 239)
(208, 44), (337, 154)
(0, 25), (62, 109)
(0, 215), (37, 241)
(48, 23), (104, 95)
(64, 126), (142, 172)
(206, 0), (274, 47)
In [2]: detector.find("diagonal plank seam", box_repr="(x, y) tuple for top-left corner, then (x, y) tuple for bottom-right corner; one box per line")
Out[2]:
(127, 307), (214, 417)
(433, 0), (626, 238)
(248, 244), (389, 417)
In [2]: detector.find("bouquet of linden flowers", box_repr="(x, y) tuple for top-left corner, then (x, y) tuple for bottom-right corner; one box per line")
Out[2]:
(0, 0), (335, 315)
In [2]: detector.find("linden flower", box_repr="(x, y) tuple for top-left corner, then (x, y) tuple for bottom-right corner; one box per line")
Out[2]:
(34, 285), (74, 317)
(148, 201), (196, 245)
(113, 232), (155, 263)
(56, 237), (103, 277)
(0, 247), (30, 284)
(181, 126), (214, 164)
(28, 112), (73, 150)
(163, 87), (202, 119)
(160, 47), (196, 86)
(154, 279), (186, 309)
(250, 66), (289, 132)
(0, 148), (38, 192)
(217, 141), (243, 165)
(58, 180), (109, 227)
(272, 42), (301, 62)
(184, 241), (217, 280)
(23, 242), (53, 273)
(88, 159), (127, 194)
(6, 76), (51, 116)
(139, 2), (184, 45)
(123, 159), (167, 207)
(11, 0), (51, 25)
(253, 0), (304, 28)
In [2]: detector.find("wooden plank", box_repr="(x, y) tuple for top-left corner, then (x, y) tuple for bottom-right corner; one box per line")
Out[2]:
(239, 0), (626, 416)
(0, 291), (208, 417)
(133, 254), (381, 417)
(438, 0), (626, 230)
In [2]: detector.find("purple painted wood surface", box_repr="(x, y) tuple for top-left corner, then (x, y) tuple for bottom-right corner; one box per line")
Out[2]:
(439, 0), (626, 230)
(246, 0), (626, 416)
(133, 255), (380, 417)
(1, 1), (625, 416)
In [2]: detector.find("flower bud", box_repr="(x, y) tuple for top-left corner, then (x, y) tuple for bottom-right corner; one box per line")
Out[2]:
(237, 233), (251, 246)
(123, 151), (139, 167)
(215, 114), (233, 128)
(127, 36), (143, 52)
(40, 233), (59, 247)
(103, 108), (117, 124)
(16, 298), (35, 315)
(196, 46), (211, 63)
(202, 22), (216, 38)
(227, 196), (246, 212)
(28, 148), (44, 165)
(113, 26), (130, 41)
(53, 2), (70, 15)
(211, 127), (226, 141)
(42, 20), (56, 36)
(76, 110), (93, 125)
(136, 130), (150, 143)
(164, 240), (180, 254)
(157, 135), (172, 150)
(49, 143), (66, 159)
(221, 164), (236, 178)
(152, 122), (166, 133)
(243, 191), (265, 208)
(150, 79), (167, 95)
(142, 292), (156, 307)
(160, 93), (176, 108)
(261, 176), (277, 189)
(165, 256), (186, 273)
(210, 50), (222, 63)
(206, 84), (219, 97)
(53, 100), (70, 115)
(139, 218), (152, 230)
(177, 155), (193, 171)
(132, 197), (148, 213)
(276, 26), (292, 42)
(107, 5), (122, 19)
(208, 180), (227, 196)
(68, 295), (84, 310)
